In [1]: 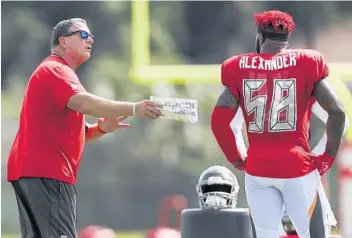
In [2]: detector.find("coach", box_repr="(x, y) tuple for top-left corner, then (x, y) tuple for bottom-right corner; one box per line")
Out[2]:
(6, 18), (162, 238)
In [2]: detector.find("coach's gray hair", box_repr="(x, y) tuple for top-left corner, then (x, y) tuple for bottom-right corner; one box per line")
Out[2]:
(50, 18), (87, 49)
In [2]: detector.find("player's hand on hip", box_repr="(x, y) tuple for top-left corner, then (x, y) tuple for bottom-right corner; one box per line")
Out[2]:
(98, 116), (131, 133)
(309, 153), (335, 176)
(232, 158), (247, 171)
(134, 100), (163, 119)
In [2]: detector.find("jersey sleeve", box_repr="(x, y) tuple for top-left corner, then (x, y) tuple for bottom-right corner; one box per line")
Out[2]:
(307, 50), (330, 94)
(47, 65), (87, 110)
(221, 58), (240, 101)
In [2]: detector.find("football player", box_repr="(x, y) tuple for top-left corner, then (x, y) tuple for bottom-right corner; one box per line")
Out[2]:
(231, 104), (349, 237)
(211, 10), (346, 238)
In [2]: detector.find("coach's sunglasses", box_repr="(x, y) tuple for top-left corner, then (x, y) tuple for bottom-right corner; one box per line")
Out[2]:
(63, 30), (95, 40)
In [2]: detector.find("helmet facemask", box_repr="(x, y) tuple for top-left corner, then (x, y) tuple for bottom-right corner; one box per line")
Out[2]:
(196, 176), (239, 209)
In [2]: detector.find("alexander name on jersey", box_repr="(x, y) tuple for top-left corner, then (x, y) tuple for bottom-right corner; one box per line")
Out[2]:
(239, 53), (297, 70)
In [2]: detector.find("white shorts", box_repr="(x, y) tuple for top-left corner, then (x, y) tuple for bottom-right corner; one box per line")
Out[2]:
(245, 170), (326, 238)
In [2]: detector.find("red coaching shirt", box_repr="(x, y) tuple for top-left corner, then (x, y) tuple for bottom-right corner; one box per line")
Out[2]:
(7, 55), (87, 184)
(222, 49), (329, 178)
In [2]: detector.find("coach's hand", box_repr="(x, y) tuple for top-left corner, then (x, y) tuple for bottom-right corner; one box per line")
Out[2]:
(232, 159), (247, 171)
(98, 116), (131, 133)
(134, 100), (163, 119)
(310, 153), (335, 176)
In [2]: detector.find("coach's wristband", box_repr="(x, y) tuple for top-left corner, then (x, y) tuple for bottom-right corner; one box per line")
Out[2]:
(132, 103), (137, 116)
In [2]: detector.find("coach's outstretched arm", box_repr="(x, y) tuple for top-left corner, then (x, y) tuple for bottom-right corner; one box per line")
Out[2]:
(47, 65), (162, 120)
(211, 86), (247, 171)
(313, 79), (346, 157)
(68, 92), (162, 119)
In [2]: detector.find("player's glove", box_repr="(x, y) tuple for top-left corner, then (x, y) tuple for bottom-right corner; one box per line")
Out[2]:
(310, 152), (335, 176)
(232, 159), (247, 171)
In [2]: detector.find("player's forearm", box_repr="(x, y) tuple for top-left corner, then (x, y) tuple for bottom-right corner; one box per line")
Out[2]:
(325, 110), (346, 157)
(85, 123), (105, 143)
(68, 92), (134, 118)
(211, 106), (242, 162)
(311, 112), (349, 155)
(312, 79), (346, 157)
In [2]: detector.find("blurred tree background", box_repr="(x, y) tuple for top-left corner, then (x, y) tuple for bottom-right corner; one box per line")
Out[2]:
(2, 1), (352, 234)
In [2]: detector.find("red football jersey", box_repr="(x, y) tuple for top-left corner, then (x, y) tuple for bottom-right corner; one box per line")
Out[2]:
(222, 49), (329, 178)
(7, 55), (87, 184)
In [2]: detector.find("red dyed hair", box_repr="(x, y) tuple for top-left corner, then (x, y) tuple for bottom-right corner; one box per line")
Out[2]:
(254, 10), (295, 33)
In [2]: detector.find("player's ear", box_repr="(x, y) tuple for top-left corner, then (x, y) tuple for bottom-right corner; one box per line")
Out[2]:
(255, 34), (264, 53)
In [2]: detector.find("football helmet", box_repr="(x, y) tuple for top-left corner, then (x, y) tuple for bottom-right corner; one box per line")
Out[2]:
(196, 165), (240, 209)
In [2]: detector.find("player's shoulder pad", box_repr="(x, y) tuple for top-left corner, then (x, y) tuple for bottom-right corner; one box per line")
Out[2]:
(221, 55), (241, 86)
(221, 53), (255, 87)
(222, 55), (239, 68)
(222, 53), (255, 72)
(296, 49), (330, 84)
(293, 49), (326, 62)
